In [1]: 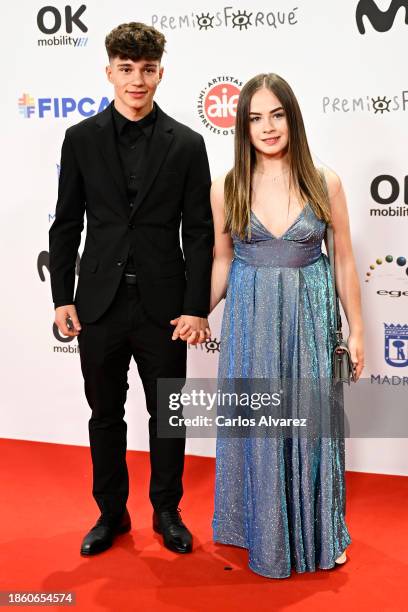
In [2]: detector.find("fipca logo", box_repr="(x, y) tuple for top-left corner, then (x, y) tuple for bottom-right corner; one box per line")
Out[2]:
(368, 174), (408, 217)
(36, 4), (88, 47)
(18, 93), (109, 119)
(356, 0), (408, 34)
(197, 76), (242, 136)
(18, 94), (35, 118)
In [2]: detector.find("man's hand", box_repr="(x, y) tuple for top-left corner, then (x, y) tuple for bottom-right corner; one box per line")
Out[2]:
(170, 315), (211, 345)
(55, 304), (82, 337)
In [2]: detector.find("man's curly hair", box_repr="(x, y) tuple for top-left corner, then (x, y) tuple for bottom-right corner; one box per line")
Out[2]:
(105, 22), (166, 62)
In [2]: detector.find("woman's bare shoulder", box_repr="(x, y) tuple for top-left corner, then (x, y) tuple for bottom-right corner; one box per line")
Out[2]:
(320, 166), (342, 199)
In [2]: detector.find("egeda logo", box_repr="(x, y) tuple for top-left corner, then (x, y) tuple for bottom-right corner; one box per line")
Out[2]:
(37, 4), (88, 47)
(356, 0), (408, 34)
(18, 94), (109, 118)
(384, 324), (408, 367)
(364, 252), (408, 283)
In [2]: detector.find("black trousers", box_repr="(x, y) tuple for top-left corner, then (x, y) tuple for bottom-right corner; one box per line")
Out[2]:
(77, 277), (187, 518)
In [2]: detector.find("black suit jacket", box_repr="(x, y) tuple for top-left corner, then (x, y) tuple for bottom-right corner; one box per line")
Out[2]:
(49, 102), (214, 326)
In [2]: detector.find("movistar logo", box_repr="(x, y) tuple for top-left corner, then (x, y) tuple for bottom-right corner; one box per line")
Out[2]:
(356, 0), (408, 34)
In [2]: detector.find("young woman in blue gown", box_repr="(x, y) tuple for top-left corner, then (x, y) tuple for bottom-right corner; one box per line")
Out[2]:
(208, 73), (364, 579)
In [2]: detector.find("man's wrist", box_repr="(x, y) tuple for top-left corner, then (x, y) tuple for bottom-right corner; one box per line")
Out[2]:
(181, 309), (209, 319)
(54, 300), (74, 309)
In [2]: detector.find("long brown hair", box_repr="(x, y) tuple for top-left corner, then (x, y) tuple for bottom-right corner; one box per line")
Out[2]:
(224, 73), (331, 239)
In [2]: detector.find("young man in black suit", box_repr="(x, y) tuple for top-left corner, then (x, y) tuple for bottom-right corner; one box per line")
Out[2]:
(49, 22), (214, 556)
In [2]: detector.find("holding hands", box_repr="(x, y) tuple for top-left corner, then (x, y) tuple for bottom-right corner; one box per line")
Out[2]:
(170, 315), (211, 345)
(55, 306), (211, 345)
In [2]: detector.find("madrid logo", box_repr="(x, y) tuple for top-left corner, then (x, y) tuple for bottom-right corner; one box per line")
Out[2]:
(197, 76), (242, 135)
(384, 324), (408, 367)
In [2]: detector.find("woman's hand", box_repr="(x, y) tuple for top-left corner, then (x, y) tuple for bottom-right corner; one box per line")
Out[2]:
(170, 315), (211, 344)
(347, 332), (365, 382)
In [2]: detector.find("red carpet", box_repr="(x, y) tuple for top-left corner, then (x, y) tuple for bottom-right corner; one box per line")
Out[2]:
(0, 438), (407, 611)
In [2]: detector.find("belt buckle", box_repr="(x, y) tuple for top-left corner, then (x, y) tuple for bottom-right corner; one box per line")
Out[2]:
(124, 273), (137, 285)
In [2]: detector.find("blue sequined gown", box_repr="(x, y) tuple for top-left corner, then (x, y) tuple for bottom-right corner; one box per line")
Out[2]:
(212, 195), (351, 579)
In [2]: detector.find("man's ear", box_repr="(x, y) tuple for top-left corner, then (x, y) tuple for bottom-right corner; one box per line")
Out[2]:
(106, 64), (113, 83)
(158, 65), (164, 81)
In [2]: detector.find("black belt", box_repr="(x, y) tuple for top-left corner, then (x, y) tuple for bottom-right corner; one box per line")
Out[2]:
(124, 273), (138, 285)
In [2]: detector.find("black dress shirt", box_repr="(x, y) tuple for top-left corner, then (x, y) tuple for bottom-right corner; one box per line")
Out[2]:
(112, 103), (157, 274)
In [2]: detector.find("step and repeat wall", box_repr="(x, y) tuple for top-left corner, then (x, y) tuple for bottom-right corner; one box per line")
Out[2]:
(2, 0), (408, 474)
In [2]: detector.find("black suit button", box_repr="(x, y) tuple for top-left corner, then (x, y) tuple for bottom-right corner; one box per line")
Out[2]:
(128, 223), (135, 229)
(117, 261), (124, 267)
(129, 202), (134, 208)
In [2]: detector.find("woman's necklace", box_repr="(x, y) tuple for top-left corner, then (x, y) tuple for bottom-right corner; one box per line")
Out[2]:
(255, 168), (290, 183)
(252, 175), (293, 231)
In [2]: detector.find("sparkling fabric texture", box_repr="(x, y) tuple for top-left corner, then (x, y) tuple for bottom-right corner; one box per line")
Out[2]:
(212, 196), (351, 579)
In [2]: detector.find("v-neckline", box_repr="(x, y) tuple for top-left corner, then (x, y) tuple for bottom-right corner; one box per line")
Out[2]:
(251, 203), (309, 240)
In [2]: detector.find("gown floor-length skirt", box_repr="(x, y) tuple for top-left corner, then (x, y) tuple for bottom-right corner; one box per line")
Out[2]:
(212, 198), (351, 579)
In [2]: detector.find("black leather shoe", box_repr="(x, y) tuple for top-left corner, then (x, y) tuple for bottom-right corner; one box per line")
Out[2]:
(153, 508), (193, 554)
(80, 508), (131, 556)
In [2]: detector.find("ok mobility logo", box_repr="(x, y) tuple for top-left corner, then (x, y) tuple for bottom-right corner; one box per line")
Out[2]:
(37, 4), (88, 47)
(18, 93), (109, 118)
(356, 0), (408, 34)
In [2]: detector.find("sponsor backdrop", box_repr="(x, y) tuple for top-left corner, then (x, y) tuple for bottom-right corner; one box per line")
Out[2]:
(2, 0), (408, 474)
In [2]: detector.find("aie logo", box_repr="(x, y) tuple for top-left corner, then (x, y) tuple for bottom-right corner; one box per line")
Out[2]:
(18, 93), (110, 118)
(197, 76), (242, 136)
(356, 0), (408, 34)
(37, 5), (88, 47)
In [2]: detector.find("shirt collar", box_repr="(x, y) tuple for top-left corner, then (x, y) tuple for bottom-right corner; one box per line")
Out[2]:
(112, 102), (157, 138)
